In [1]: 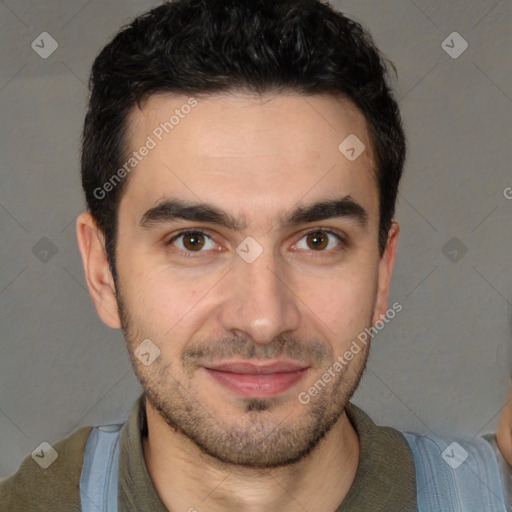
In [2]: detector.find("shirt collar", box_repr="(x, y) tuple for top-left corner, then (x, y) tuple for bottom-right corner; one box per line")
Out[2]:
(118, 394), (416, 512)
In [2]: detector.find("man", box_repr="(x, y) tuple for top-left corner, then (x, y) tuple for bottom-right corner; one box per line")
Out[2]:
(0, 1), (508, 510)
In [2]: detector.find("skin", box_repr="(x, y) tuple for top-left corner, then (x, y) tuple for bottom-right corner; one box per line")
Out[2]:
(496, 379), (512, 466)
(77, 92), (399, 512)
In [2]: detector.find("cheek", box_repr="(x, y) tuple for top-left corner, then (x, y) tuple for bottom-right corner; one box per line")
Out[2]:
(119, 257), (214, 344)
(295, 266), (378, 340)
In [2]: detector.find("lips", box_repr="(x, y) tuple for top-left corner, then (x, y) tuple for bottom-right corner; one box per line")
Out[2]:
(201, 360), (310, 397)
(204, 361), (310, 374)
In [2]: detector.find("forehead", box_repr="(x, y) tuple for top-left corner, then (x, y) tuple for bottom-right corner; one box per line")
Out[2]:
(120, 92), (378, 226)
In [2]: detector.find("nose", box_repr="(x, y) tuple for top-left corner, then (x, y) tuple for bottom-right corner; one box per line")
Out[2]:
(219, 246), (301, 346)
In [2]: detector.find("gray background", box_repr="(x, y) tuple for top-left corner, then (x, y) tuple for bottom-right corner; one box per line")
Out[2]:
(0, 0), (511, 479)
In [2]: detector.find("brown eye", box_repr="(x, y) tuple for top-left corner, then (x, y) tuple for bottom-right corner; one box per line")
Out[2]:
(294, 229), (345, 256)
(305, 231), (329, 250)
(166, 230), (216, 254)
(181, 232), (205, 251)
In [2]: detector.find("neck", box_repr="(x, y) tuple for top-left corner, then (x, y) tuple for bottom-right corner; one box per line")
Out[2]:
(142, 398), (360, 512)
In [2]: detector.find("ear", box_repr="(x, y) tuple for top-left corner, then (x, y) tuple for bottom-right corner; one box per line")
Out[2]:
(372, 220), (400, 325)
(76, 211), (121, 329)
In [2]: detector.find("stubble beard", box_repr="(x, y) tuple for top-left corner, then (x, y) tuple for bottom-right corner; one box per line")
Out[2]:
(116, 286), (370, 469)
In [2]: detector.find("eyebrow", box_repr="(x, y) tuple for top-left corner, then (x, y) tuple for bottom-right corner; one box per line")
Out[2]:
(139, 196), (368, 231)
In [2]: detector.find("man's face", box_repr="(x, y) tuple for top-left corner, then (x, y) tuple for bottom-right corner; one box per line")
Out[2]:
(111, 92), (396, 467)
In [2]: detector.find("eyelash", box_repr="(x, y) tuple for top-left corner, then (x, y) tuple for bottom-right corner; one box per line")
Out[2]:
(164, 228), (347, 259)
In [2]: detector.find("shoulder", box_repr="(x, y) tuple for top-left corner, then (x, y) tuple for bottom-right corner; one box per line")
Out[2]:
(0, 425), (92, 512)
(403, 431), (508, 511)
